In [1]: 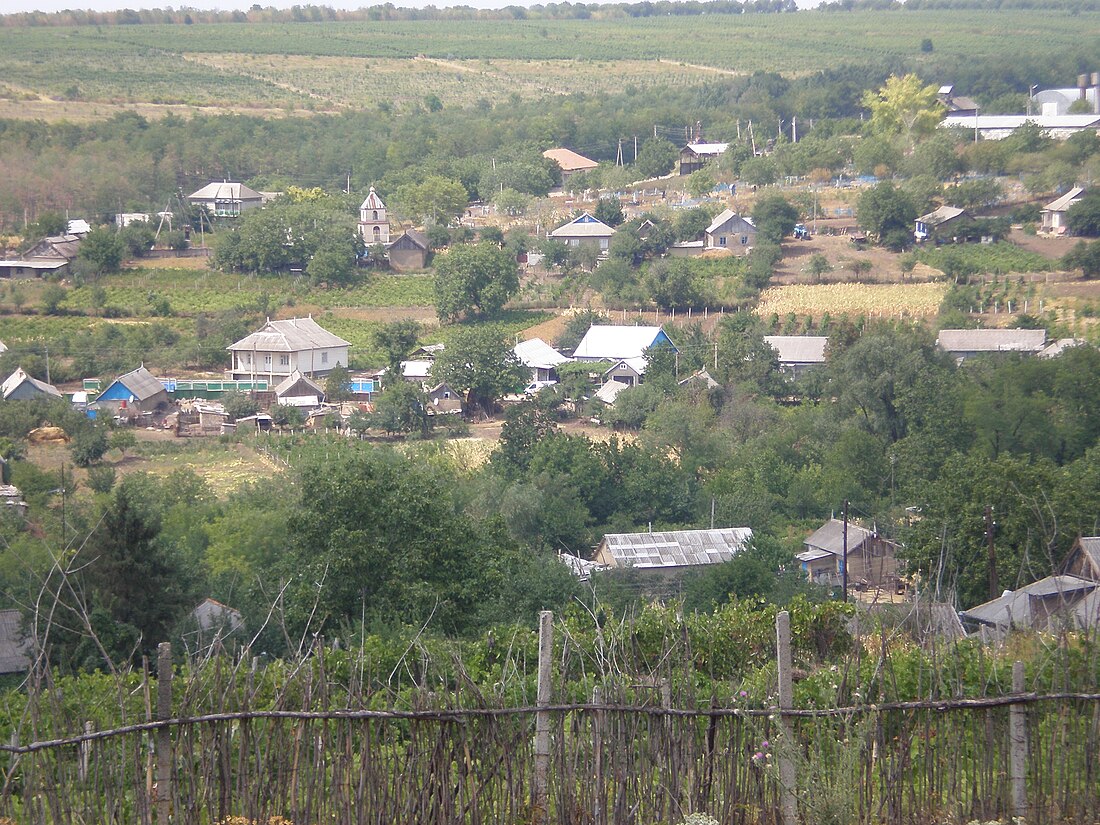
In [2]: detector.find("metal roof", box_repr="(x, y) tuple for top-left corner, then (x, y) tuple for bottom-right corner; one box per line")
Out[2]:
(961, 575), (1098, 629)
(705, 208), (755, 235)
(937, 328), (1047, 354)
(943, 114), (1100, 129)
(764, 336), (828, 365)
(275, 370), (324, 398)
(803, 519), (877, 557)
(514, 338), (570, 370)
(916, 205), (967, 226)
(542, 148), (599, 172)
(1043, 187), (1085, 213)
(359, 185), (386, 211)
(2, 368), (62, 399)
(229, 317), (350, 353)
(599, 527), (753, 569)
(188, 181), (263, 202)
(595, 378), (629, 405)
(1038, 338), (1085, 359)
(550, 212), (616, 239)
(573, 325), (675, 361)
(685, 142), (729, 155)
(111, 366), (167, 401)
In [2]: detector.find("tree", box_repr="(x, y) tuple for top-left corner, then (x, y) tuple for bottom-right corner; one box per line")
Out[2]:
(686, 168), (716, 198)
(70, 425), (110, 467)
(77, 228), (125, 275)
(492, 400), (558, 479)
(861, 74), (945, 150)
(1067, 190), (1100, 237)
(430, 326), (527, 413)
(372, 320), (421, 387)
(392, 175), (468, 225)
(270, 404), (306, 427)
(495, 187), (532, 216)
(634, 138), (678, 178)
(27, 211), (67, 240)
(433, 242), (519, 322)
(594, 197), (625, 227)
(222, 391), (260, 420)
(370, 381), (432, 437)
(752, 193), (800, 244)
(643, 259), (703, 310)
(76, 482), (189, 662)
(40, 284), (67, 315)
(807, 253), (833, 282)
(324, 363), (352, 402)
(857, 182), (917, 250)
(306, 234), (358, 286)
(1064, 240), (1100, 278)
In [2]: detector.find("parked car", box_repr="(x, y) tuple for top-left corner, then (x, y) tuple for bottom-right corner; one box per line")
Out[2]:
(524, 380), (558, 395)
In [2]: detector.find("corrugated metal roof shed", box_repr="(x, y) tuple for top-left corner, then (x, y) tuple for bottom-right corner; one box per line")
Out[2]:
(104, 366), (166, 402)
(764, 336), (828, 365)
(804, 519), (876, 557)
(600, 527), (753, 569)
(514, 338), (570, 370)
(937, 328), (1047, 354)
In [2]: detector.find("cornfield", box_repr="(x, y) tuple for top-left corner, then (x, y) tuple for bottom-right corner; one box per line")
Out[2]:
(755, 283), (948, 319)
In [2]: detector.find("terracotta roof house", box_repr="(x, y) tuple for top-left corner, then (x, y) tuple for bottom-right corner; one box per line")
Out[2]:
(1041, 187), (1085, 234)
(2, 368), (62, 401)
(543, 148), (599, 186)
(228, 317), (350, 381)
(188, 181), (264, 217)
(937, 328), (1046, 360)
(549, 213), (616, 253)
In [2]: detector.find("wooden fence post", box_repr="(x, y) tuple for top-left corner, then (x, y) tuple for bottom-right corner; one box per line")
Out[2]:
(156, 642), (173, 824)
(592, 685), (605, 825)
(775, 611), (799, 825)
(533, 610), (553, 823)
(1010, 660), (1029, 820)
(78, 720), (93, 782)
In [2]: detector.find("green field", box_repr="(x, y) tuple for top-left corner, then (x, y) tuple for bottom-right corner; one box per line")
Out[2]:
(0, 10), (1097, 117)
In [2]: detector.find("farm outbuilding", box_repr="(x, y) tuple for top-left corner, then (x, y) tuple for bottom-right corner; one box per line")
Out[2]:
(96, 366), (171, 420)
(387, 229), (430, 272)
(593, 527), (754, 571)
(2, 368), (62, 401)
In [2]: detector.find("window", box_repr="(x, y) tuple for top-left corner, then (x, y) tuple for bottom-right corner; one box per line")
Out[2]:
(372, 210), (379, 221)
(321, 352), (329, 365)
(741, 235), (749, 245)
(373, 226), (381, 240)
(279, 354), (290, 367)
(264, 355), (272, 368)
(718, 236), (726, 247)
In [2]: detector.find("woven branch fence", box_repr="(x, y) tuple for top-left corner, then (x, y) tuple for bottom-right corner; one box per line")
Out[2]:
(0, 612), (1098, 825)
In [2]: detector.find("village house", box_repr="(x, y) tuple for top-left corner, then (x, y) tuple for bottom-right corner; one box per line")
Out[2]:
(188, 181), (264, 218)
(1031, 80), (1099, 117)
(679, 141), (729, 176)
(592, 528), (754, 586)
(514, 338), (570, 385)
(427, 382), (463, 416)
(227, 317), (350, 382)
(937, 328), (1047, 361)
(274, 370), (325, 408)
(914, 206), (970, 242)
(572, 324), (677, 388)
(763, 336), (828, 377)
(0, 484), (27, 517)
(1040, 187), (1085, 234)
(549, 213), (616, 253)
(387, 229), (430, 272)
(542, 148), (599, 188)
(96, 365), (171, 420)
(0, 234), (82, 278)
(796, 518), (900, 592)
(358, 186), (390, 247)
(2, 368), (62, 401)
(705, 209), (756, 253)
(959, 539), (1100, 636)
(937, 85), (978, 117)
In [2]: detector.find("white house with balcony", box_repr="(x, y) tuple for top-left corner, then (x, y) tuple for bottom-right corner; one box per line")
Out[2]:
(227, 317), (350, 382)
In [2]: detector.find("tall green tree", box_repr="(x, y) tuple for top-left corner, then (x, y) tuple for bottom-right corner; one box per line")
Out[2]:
(372, 320), (421, 387)
(857, 182), (917, 251)
(861, 74), (945, 151)
(431, 326), (527, 413)
(433, 241), (519, 322)
(77, 228), (125, 275)
(752, 193), (800, 244)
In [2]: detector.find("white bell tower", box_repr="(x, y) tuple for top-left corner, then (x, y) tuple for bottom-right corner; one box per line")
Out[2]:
(358, 185), (390, 246)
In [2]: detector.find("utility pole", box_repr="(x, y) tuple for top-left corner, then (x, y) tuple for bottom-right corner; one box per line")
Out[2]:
(616, 138), (624, 167)
(841, 500), (849, 603)
(44, 346), (50, 385)
(633, 135), (638, 163)
(985, 505), (999, 599)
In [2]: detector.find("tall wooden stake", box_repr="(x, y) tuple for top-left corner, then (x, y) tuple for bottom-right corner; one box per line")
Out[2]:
(533, 610), (553, 823)
(986, 505), (999, 599)
(1010, 661), (1029, 819)
(776, 612), (798, 825)
(842, 500), (849, 603)
(156, 642), (173, 824)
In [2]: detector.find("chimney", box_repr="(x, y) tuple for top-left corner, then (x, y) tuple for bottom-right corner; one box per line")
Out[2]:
(1078, 74), (1089, 102)
(1093, 72), (1100, 115)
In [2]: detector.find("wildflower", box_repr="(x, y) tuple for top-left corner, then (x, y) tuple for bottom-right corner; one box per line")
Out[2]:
(761, 740), (769, 749)
(751, 751), (766, 764)
(740, 690), (748, 697)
